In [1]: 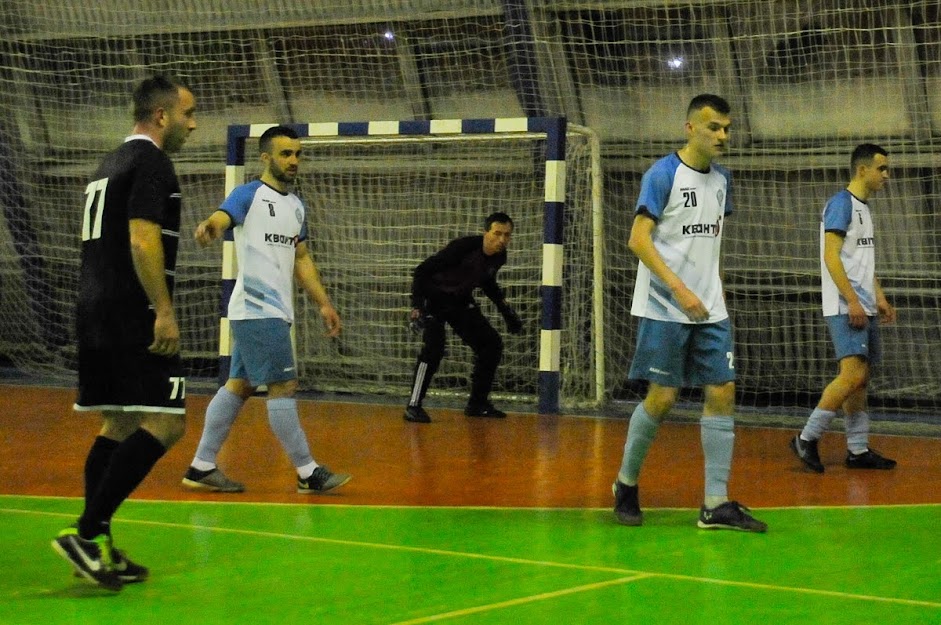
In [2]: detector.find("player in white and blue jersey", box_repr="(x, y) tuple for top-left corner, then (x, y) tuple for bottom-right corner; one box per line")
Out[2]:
(183, 126), (351, 494)
(790, 144), (897, 473)
(612, 94), (766, 532)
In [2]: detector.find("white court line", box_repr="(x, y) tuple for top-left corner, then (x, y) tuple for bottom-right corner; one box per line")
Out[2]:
(4, 506), (940, 610)
(2, 493), (938, 512)
(389, 575), (651, 624)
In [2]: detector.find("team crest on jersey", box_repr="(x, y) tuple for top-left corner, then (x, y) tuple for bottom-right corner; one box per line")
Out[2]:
(295, 207), (303, 225)
(717, 189), (725, 209)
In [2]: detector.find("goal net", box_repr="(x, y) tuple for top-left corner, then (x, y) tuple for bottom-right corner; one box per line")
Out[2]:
(223, 120), (601, 410)
(0, 0), (939, 421)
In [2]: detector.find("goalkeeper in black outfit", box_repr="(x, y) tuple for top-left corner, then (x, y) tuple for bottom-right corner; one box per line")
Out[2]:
(404, 212), (522, 423)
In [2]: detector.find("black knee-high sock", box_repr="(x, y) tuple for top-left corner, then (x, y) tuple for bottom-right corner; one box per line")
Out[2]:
(79, 429), (166, 539)
(83, 436), (120, 512)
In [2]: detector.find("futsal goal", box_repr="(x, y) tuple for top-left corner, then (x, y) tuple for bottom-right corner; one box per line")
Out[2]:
(220, 118), (602, 413)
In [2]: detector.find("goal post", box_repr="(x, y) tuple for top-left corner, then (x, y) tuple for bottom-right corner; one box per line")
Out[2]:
(220, 117), (603, 414)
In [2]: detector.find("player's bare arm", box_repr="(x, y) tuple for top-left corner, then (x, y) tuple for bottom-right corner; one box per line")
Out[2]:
(129, 218), (179, 356)
(628, 213), (708, 322)
(823, 231), (866, 329)
(194, 210), (233, 247)
(294, 243), (341, 337)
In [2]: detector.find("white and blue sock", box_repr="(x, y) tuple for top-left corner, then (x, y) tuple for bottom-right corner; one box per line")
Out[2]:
(801, 407), (836, 442)
(192, 387), (244, 470)
(266, 397), (316, 474)
(617, 403), (659, 486)
(701, 416), (734, 509)
(845, 411), (870, 455)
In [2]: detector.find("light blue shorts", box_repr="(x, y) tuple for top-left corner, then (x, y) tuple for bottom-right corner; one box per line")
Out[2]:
(229, 318), (296, 387)
(628, 317), (735, 388)
(825, 315), (881, 364)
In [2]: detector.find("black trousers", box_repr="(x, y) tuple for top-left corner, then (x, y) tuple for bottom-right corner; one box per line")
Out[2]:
(407, 301), (503, 407)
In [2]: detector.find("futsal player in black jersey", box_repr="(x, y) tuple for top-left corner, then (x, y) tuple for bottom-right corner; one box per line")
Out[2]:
(404, 212), (522, 423)
(51, 76), (196, 591)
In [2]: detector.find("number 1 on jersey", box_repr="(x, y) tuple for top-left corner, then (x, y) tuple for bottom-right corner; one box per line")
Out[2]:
(82, 178), (108, 241)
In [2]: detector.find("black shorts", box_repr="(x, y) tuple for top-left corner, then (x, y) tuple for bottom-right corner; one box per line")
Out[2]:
(75, 345), (186, 414)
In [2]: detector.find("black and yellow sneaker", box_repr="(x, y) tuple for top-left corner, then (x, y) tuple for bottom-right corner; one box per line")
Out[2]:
(51, 528), (122, 591)
(111, 547), (149, 583)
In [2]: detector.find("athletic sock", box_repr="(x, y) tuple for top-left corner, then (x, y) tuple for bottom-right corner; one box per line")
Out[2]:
(701, 416), (735, 503)
(79, 429), (166, 539)
(192, 387), (245, 466)
(266, 398), (315, 468)
(617, 403), (659, 485)
(83, 436), (120, 511)
(296, 460), (319, 480)
(801, 407), (836, 441)
(844, 411), (870, 455)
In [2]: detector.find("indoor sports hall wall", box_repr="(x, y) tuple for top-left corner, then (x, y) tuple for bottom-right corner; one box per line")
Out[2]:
(0, 1), (938, 417)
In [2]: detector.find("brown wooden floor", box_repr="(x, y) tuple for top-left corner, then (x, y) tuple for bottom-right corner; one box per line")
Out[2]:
(2, 384), (938, 509)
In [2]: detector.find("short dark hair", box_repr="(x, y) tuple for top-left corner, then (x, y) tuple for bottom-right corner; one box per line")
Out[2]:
(259, 125), (300, 153)
(687, 93), (731, 118)
(132, 76), (186, 123)
(485, 212), (513, 231)
(850, 143), (888, 173)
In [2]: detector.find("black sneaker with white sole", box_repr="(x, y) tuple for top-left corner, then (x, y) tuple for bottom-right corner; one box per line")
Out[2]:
(698, 501), (767, 533)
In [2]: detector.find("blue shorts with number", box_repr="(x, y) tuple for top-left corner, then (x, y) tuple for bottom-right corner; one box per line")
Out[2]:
(229, 318), (297, 387)
(825, 314), (881, 364)
(628, 317), (735, 388)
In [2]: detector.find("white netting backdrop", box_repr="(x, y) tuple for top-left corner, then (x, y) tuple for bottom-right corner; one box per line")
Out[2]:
(0, 1), (939, 418)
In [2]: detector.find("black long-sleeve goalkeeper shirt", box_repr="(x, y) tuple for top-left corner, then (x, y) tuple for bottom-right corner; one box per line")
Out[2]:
(410, 235), (508, 311)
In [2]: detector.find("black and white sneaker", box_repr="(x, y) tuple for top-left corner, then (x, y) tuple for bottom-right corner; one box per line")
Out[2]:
(297, 466), (351, 494)
(404, 405), (432, 423)
(182, 467), (246, 493)
(51, 528), (122, 591)
(698, 501), (767, 533)
(846, 449), (897, 470)
(790, 435), (825, 473)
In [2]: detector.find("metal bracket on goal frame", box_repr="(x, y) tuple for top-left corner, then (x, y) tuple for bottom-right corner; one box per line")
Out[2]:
(223, 117), (569, 414)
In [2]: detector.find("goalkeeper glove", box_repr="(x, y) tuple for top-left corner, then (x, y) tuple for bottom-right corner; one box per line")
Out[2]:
(502, 308), (523, 335)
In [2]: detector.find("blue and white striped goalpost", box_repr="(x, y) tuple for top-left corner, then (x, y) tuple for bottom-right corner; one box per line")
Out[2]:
(222, 117), (573, 414)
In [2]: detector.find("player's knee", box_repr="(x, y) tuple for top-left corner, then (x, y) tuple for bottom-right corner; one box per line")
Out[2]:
(267, 378), (298, 398)
(644, 386), (678, 417)
(704, 382), (736, 415)
(142, 414), (186, 448)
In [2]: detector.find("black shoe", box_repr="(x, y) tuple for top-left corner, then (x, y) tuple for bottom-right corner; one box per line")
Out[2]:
(111, 548), (149, 583)
(404, 405), (431, 423)
(464, 401), (506, 418)
(297, 466), (351, 494)
(846, 449), (897, 470)
(790, 435), (824, 473)
(698, 501), (768, 533)
(612, 481), (642, 526)
(51, 528), (123, 591)
(182, 467), (246, 492)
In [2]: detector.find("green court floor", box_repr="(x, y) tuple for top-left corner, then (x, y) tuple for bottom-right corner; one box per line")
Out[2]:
(1, 495), (938, 624)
